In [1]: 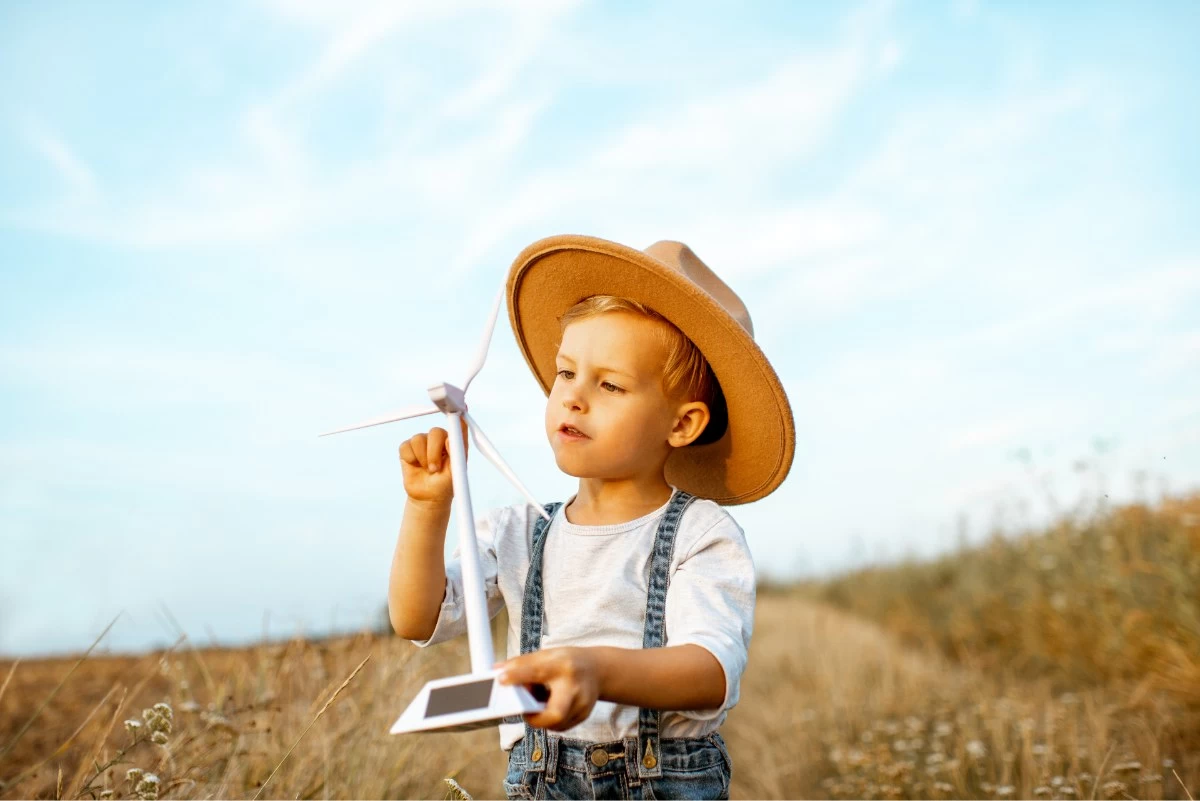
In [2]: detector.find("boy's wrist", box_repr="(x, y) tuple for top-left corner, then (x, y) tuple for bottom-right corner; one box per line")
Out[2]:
(403, 496), (453, 535)
(406, 496), (452, 513)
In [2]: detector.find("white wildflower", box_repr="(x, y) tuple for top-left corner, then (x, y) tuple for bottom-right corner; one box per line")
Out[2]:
(142, 707), (171, 735)
(136, 773), (160, 801)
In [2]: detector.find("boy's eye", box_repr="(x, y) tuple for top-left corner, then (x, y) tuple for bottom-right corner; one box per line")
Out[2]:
(601, 381), (624, 393)
(557, 369), (574, 379)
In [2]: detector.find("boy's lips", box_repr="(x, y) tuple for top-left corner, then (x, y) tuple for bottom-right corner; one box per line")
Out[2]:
(557, 423), (589, 440)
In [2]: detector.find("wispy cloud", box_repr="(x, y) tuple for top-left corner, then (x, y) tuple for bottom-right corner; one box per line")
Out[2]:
(20, 118), (97, 199)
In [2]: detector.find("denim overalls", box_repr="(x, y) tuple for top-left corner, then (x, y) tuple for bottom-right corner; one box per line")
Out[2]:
(503, 490), (733, 800)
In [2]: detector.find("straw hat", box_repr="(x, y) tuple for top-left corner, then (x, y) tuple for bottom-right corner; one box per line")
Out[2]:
(505, 234), (794, 505)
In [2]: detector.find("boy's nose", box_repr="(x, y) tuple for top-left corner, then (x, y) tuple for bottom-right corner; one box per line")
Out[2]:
(562, 394), (586, 412)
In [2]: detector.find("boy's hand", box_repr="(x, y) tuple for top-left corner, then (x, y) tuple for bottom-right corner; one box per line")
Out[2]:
(497, 647), (602, 731)
(398, 418), (469, 505)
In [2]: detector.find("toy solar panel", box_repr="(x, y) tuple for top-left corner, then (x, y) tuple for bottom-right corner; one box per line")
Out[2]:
(425, 677), (495, 717)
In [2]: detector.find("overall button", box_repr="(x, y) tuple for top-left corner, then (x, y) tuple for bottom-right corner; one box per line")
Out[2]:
(590, 749), (609, 768)
(642, 740), (658, 769)
(531, 748), (543, 762)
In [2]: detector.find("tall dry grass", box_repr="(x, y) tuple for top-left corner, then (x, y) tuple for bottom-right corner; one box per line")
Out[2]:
(803, 492), (1200, 706)
(0, 495), (1197, 799)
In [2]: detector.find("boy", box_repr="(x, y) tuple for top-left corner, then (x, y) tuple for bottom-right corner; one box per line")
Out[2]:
(388, 235), (794, 800)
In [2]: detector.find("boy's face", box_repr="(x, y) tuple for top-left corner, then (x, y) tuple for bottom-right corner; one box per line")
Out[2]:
(545, 312), (686, 480)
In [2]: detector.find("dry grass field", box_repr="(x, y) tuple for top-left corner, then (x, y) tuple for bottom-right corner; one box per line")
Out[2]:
(1, 493), (1197, 800)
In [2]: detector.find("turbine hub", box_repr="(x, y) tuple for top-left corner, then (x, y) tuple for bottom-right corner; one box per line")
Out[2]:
(428, 383), (467, 414)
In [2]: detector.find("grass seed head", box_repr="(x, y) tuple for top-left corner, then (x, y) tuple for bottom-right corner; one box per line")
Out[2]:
(1101, 780), (1126, 798)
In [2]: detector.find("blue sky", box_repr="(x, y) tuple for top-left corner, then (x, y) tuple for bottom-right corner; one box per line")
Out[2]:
(2, 0), (1198, 657)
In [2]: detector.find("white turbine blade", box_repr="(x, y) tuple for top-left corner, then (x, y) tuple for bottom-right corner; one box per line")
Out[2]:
(464, 412), (550, 521)
(462, 286), (504, 393)
(319, 404), (439, 437)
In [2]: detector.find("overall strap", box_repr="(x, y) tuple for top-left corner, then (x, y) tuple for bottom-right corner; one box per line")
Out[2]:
(518, 501), (562, 776)
(637, 489), (697, 780)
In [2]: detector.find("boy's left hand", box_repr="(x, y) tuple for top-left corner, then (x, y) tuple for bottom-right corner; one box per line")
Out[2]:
(497, 647), (602, 731)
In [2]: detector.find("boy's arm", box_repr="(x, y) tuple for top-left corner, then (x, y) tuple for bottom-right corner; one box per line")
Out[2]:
(595, 644), (725, 710)
(497, 644), (725, 731)
(387, 497), (452, 641)
(389, 423), (471, 641)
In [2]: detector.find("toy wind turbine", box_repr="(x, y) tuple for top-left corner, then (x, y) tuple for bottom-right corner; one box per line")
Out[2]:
(319, 287), (550, 734)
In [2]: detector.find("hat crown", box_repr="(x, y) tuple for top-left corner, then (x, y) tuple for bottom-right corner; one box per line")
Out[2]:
(642, 241), (754, 337)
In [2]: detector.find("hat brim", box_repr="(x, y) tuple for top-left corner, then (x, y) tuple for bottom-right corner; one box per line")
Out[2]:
(506, 234), (794, 505)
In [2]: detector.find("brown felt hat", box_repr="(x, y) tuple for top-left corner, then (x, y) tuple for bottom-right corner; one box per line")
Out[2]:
(505, 234), (794, 505)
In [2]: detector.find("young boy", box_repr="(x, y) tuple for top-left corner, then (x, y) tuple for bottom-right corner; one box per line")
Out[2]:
(388, 235), (794, 800)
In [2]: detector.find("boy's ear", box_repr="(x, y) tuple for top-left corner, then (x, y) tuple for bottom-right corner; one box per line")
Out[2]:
(668, 401), (711, 448)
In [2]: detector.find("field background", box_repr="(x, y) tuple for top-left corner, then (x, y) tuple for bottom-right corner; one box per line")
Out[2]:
(1, 493), (1197, 800)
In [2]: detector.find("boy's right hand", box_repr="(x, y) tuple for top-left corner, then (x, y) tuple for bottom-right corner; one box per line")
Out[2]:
(398, 419), (469, 505)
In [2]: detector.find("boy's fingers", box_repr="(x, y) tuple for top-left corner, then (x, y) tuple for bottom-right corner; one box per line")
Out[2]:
(426, 427), (447, 472)
(525, 691), (572, 729)
(408, 433), (428, 467)
(399, 440), (416, 465)
(498, 655), (547, 686)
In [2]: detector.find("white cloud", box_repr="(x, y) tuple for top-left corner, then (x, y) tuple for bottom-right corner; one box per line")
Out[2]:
(21, 118), (97, 198)
(948, 415), (1040, 451)
(878, 40), (904, 72)
(945, 261), (1200, 354)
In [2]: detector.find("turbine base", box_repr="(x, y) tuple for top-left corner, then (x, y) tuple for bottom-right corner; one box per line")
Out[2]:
(389, 668), (547, 734)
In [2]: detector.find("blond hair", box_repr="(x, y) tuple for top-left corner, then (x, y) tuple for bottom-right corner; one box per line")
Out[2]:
(559, 296), (727, 444)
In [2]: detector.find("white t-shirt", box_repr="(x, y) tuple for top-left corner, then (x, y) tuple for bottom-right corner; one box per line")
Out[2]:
(410, 488), (756, 751)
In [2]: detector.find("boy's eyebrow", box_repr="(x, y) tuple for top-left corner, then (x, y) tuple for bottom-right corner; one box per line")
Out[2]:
(555, 353), (637, 380)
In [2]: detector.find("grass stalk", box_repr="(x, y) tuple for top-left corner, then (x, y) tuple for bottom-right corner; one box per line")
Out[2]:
(0, 614), (121, 768)
(251, 651), (371, 801)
